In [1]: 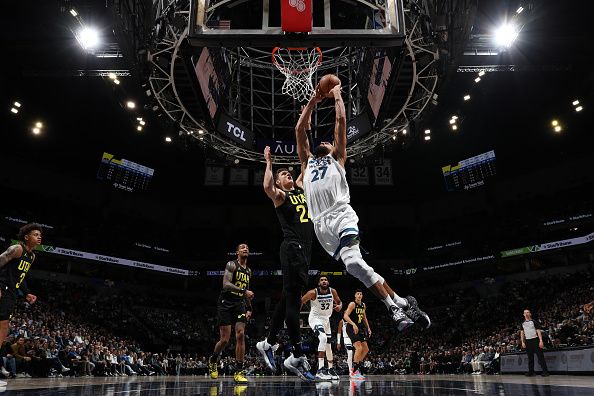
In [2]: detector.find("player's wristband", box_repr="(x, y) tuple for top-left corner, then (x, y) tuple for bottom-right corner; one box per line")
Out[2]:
(337, 334), (341, 343)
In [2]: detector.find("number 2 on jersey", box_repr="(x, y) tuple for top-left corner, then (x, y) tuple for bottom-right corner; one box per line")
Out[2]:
(296, 205), (309, 223)
(311, 166), (328, 182)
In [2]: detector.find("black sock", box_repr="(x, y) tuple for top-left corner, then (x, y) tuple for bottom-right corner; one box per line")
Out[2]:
(236, 361), (244, 372)
(354, 362), (360, 372)
(209, 354), (220, 364)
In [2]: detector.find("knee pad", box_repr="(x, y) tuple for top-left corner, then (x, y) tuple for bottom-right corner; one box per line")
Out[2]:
(317, 330), (328, 352)
(340, 245), (380, 288)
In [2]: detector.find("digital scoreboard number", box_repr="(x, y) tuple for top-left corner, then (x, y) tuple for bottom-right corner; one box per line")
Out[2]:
(97, 152), (154, 192)
(442, 150), (496, 192)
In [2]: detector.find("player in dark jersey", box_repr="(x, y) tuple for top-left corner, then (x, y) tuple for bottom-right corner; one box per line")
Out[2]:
(0, 223), (40, 385)
(256, 145), (314, 381)
(343, 289), (370, 380)
(208, 243), (253, 384)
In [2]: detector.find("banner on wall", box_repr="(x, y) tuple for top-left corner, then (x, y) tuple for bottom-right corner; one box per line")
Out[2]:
(501, 348), (594, 373)
(501, 231), (594, 258)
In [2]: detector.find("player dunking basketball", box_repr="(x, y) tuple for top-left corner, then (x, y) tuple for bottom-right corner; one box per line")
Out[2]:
(300, 275), (342, 380)
(208, 243), (253, 384)
(295, 80), (430, 333)
(256, 146), (314, 381)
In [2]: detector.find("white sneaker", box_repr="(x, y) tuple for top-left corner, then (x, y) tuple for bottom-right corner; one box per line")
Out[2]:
(314, 368), (332, 381)
(283, 354), (315, 381)
(61, 367), (71, 373)
(0, 380), (6, 386)
(1, 367), (8, 376)
(256, 339), (278, 371)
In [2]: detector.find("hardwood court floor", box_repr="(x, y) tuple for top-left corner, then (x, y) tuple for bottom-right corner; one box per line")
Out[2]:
(1, 374), (593, 395)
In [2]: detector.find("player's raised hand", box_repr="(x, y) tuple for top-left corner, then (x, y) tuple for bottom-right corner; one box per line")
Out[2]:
(264, 146), (272, 163)
(329, 84), (342, 99)
(311, 85), (324, 104)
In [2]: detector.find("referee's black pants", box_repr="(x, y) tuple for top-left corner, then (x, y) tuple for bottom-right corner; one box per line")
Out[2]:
(526, 338), (548, 374)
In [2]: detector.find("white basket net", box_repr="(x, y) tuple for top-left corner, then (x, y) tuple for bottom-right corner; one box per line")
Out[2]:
(272, 47), (322, 102)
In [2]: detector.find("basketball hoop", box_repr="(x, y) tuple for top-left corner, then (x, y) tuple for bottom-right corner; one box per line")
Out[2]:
(272, 47), (322, 102)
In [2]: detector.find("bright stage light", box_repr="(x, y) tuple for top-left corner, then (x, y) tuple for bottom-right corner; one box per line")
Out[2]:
(165, 137), (172, 142)
(108, 73), (117, 80)
(35, 121), (43, 128)
(516, 6), (524, 14)
(32, 127), (41, 135)
(10, 108), (18, 114)
(572, 100), (579, 106)
(139, 120), (146, 126)
(113, 78), (120, 85)
(77, 27), (100, 50)
(463, 94), (470, 101)
(126, 101), (136, 109)
(424, 129), (431, 135)
(402, 129), (407, 135)
(554, 125), (562, 132)
(478, 71), (485, 77)
(452, 125), (458, 131)
(575, 106), (583, 112)
(137, 126), (143, 131)
(14, 101), (21, 108)
(494, 23), (519, 48)
(424, 135), (431, 141)
(234, 159), (240, 164)
(551, 120), (558, 127)
(449, 119), (456, 125)
(69, 9), (78, 17)
(198, 129), (204, 135)
(474, 77), (481, 83)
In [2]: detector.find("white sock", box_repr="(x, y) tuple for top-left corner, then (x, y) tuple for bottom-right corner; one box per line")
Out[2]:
(327, 360), (333, 369)
(392, 293), (408, 308)
(318, 357), (325, 370)
(382, 295), (397, 309)
(347, 349), (353, 373)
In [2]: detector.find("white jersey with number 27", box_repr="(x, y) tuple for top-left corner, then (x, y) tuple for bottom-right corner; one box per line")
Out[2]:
(303, 154), (350, 220)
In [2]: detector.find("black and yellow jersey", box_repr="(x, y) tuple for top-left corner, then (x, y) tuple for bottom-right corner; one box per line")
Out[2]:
(0, 243), (33, 295)
(275, 187), (313, 244)
(354, 302), (366, 329)
(220, 260), (251, 302)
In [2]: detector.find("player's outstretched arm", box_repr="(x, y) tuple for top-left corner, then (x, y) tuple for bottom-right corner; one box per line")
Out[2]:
(330, 85), (347, 166)
(296, 88), (323, 171)
(263, 146), (285, 205)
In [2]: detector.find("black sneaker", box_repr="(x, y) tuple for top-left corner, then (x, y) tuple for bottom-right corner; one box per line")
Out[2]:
(525, 372), (535, 377)
(404, 296), (431, 329)
(541, 372), (550, 377)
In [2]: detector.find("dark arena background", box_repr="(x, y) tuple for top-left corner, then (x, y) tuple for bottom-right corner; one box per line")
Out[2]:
(1, 0), (594, 395)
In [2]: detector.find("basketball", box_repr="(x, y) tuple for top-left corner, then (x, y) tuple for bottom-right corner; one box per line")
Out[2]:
(319, 74), (341, 98)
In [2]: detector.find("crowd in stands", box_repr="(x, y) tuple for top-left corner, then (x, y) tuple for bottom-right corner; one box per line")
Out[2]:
(1, 268), (592, 380)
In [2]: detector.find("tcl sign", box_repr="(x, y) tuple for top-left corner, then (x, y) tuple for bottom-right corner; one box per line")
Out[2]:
(216, 112), (255, 149)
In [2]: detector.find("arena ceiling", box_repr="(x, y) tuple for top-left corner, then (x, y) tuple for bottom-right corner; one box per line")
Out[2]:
(1, 0), (593, 202)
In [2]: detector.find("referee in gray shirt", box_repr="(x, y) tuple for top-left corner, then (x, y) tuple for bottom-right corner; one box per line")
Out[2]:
(520, 309), (549, 376)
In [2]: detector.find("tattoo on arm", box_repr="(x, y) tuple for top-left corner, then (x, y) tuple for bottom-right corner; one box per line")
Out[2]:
(0, 245), (20, 268)
(222, 262), (242, 292)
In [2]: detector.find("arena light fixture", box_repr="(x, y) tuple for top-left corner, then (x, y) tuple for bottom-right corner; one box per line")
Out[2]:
(478, 71), (485, 77)
(554, 125), (562, 132)
(69, 9), (78, 17)
(32, 127), (41, 135)
(113, 78), (120, 85)
(137, 126), (143, 131)
(198, 129), (204, 135)
(136, 117), (143, 121)
(108, 73), (117, 80)
(551, 120), (559, 127)
(452, 125), (458, 131)
(494, 23), (519, 48)
(126, 101), (136, 109)
(449, 118), (456, 125)
(402, 129), (407, 135)
(139, 120), (146, 126)
(14, 101), (21, 108)
(165, 136), (172, 142)
(474, 77), (481, 83)
(424, 135), (431, 141)
(10, 108), (18, 114)
(392, 135), (397, 140)
(463, 94), (471, 101)
(572, 100), (579, 106)
(575, 106), (583, 112)
(424, 129), (431, 135)
(516, 6), (524, 14)
(77, 27), (100, 50)
(35, 121), (43, 128)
